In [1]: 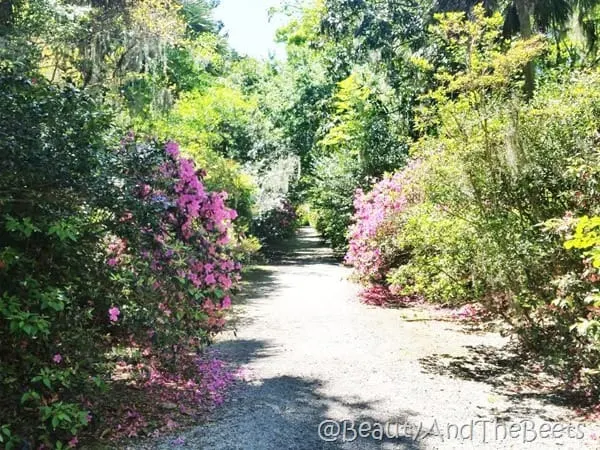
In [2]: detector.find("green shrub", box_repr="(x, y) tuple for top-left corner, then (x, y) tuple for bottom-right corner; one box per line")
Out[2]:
(400, 9), (600, 385)
(310, 151), (363, 252)
(251, 199), (299, 244)
(0, 68), (242, 447)
(388, 203), (481, 305)
(344, 7), (600, 389)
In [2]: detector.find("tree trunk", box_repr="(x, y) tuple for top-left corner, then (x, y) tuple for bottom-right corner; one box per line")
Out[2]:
(515, 0), (535, 99)
(0, 0), (13, 31)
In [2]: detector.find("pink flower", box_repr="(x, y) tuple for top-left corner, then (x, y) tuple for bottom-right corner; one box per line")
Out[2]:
(68, 437), (79, 448)
(138, 184), (152, 198)
(218, 275), (232, 289)
(158, 303), (172, 317)
(108, 306), (120, 323)
(205, 273), (216, 285)
(344, 165), (420, 282)
(107, 258), (118, 267)
(203, 299), (215, 311)
(52, 353), (62, 364)
(165, 141), (180, 158)
(221, 296), (232, 309)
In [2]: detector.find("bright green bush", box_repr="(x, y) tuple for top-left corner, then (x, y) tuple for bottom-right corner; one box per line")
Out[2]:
(536, 215), (600, 386)
(388, 203), (481, 305)
(345, 7), (600, 389)
(413, 17), (600, 387)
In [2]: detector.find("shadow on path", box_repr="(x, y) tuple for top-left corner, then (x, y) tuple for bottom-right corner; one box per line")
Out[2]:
(262, 227), (340, 266)
(162, 373), (424, 450)
(419, 344), (588, 418)
(143, 228), (425, 449)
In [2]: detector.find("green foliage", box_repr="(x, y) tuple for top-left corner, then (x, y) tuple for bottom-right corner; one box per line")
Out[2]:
(388, 203), (481, 305)
(0, 62), (244, 446)
(8, 0), (600, 442)
(308, 2), (600, 393)
(251, 199), (299, 244)
(564, 216), (600, 267)
(0, 67), (117, 446)
(343, 6), (600, 388)
(310, 151), (364, 252)
(308, 67), (410, 250)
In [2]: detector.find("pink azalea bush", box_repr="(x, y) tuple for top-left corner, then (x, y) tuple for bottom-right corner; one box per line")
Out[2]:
(108, 139), (242, 345)
(345, 171), (409, 282)
(345, 162), (422, 295)
(93, 139), (243, 439)
(345, 162), (427, 307)
(0, 136), (242, 448)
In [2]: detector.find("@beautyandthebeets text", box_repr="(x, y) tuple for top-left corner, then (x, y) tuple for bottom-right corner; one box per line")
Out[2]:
(317, 418), (587, 444)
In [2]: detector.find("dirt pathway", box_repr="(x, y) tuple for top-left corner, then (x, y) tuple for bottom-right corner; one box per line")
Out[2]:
(142, 228), (598, 449)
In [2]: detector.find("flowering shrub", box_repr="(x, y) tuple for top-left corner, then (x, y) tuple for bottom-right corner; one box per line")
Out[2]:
(0, 70), (241, 448)
(110, 139), (241, 347)
(345, 162), (421, 284)
(346, 171), (408, 282)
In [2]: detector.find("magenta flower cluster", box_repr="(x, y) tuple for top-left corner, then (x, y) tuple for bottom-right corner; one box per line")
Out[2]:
(106, 141), (242, 338)
(345, 171), (409, 282)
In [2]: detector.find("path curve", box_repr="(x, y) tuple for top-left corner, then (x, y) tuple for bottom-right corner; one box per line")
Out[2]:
(138, 228), (598, 450)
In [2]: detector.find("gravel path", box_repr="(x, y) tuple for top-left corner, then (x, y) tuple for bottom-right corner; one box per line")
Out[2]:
(139, 228), (599, 450)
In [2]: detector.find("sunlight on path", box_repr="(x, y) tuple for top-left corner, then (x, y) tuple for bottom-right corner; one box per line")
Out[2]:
(135, 228), (599, 450)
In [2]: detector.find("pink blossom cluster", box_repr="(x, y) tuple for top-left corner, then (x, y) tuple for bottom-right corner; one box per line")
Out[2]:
(156, 142), (241, 317)
(106, 236), (127, 267)
(108, 306), (120, 323)
(108, 141), (241, 337)
(345, 171), (410, 282)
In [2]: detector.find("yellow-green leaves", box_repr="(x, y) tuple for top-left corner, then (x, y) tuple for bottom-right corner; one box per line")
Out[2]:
(565, 215), (600, 268)
(319, 72), (371, 150)
(426, 5), (546, 100)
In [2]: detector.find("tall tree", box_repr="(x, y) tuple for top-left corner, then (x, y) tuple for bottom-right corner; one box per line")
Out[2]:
(515, 0), (535, 97)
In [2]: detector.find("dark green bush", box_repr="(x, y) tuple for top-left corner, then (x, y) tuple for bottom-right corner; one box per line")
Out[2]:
(0, 67), (241, 448)
(251, 199), (299, 244)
